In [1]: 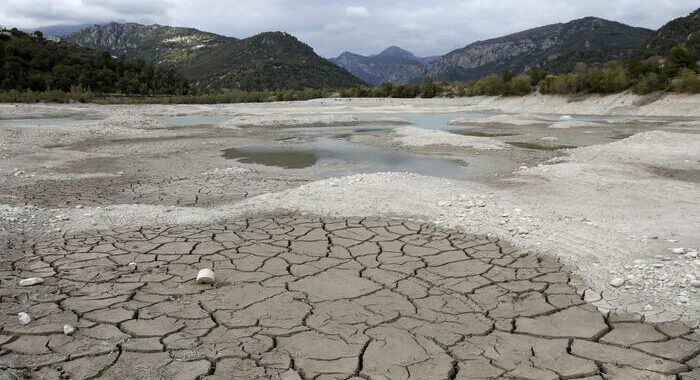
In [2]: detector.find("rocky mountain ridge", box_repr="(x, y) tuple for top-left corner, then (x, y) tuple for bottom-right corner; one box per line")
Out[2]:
(331, 46), (438, 85)
(425, 17), (653, 81)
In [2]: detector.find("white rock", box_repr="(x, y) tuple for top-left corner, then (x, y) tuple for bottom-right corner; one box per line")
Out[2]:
(677, 296), (689, 303)
(127, 262), (137, 269)
(18, 312), (31, 325)
(643, 304), (654, 311)
(690, 280), (700, 288)
(18, 277), (44, 286)
(670, 247), (686, 254)
(609, 278), (625, 287)
(196, 268), (216, 284)
(63, 324), (75, 335)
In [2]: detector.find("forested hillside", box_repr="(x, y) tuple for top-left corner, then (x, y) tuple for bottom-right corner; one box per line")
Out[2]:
(0, 28), (188, 94)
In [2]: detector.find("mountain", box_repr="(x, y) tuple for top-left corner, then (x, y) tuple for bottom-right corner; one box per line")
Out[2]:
(64, 23), (364, 90)
(425, 17), (653, 82)
(179, 32), (365, 90)
(640, 8), (700, 59)
(331, 46), (439, 85)
(64, 22), (234, 64)
(23, 23), (96, 37)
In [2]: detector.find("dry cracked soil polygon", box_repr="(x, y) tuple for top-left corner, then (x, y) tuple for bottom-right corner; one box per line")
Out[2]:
(1, 216), (698, 379)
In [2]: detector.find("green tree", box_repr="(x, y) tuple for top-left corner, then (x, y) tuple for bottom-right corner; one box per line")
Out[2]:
(526, 66), (547, 86)
(420, 76), (437, 98)
(668, 45), (695, 70)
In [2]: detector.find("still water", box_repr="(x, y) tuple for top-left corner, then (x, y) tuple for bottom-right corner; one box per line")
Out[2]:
(222, 137), (468, 178)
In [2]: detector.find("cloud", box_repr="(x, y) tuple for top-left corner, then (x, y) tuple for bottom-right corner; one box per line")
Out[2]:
(86, 0), (173, 16)
(345, 5), (369, 17)
(1, 0), (698, 57)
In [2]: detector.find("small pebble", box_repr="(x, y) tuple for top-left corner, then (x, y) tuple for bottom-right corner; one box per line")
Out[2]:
(670, 247), (686, 254)
(18, 312), (31, 325)
(609, 277), (625, 287)
(690, 280), (700, 288)
(63, 325), (75, 335)
(196, 268), (216, 284)
(19, 277), (44, 286)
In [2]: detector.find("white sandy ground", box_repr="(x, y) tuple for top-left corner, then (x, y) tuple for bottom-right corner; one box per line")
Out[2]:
(3, 92), (700, 119)
(27, 129), (698, 322)
(216, 114), (413, 129)
(547, 120), (603, 129)
(218, 114), (360, 129)
(0, 112), (168, 150)
(392, 126), (508, 149)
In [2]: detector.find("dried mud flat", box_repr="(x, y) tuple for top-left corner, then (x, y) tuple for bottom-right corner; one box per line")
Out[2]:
(2, 216), (699, 380)
(1, 96), (700, 379)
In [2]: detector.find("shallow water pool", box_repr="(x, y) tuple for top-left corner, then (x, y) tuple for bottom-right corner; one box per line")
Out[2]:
(222, 137), (468, 178)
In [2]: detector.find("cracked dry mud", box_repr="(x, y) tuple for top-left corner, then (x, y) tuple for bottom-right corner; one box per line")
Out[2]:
(4, 173), (306, 208)
(1, 216), (698, 380)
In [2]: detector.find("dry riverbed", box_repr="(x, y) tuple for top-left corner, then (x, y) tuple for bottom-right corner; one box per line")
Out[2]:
(1, 95), (699, 379)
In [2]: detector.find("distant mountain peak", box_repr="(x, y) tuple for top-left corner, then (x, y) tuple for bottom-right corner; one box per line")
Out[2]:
(377, 46), (415, 58)
(331, 46), (438, 85)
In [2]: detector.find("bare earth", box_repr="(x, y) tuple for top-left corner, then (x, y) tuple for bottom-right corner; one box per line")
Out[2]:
(1, 94), (699, 379)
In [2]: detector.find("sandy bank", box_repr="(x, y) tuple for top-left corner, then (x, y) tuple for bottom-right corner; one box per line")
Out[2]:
(392, 126), (508, 150)
(217, 114), (412, 129)
(3, 92), (700, 119)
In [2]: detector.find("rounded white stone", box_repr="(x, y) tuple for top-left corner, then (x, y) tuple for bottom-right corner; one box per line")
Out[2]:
(609, 277), (625, 287)
(18, 312), (31, 325)
(63, 324), (75, 335)
(196, 268), (216, 284)
(670, 247), (686, 254)
(18, 277), (44, 286)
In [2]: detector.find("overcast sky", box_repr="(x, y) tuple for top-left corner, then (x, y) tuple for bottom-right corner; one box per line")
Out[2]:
(1, 0), (697, 57)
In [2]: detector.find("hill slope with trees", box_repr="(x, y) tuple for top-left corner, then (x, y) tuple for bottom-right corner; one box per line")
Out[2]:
(640, 7), (700, 59)
(64, 23), (365, 91)
(0, 28), (188, 94)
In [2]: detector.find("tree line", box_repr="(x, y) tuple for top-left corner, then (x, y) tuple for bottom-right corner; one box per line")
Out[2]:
(0, 28), (189, 95)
